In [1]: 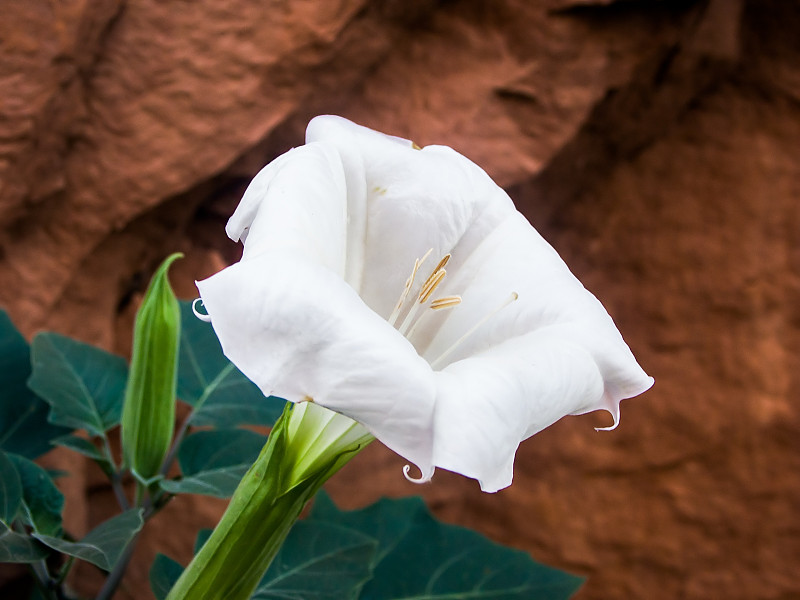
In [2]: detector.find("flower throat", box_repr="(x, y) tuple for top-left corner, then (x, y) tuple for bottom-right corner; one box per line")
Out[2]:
(387, 249), (518, 369)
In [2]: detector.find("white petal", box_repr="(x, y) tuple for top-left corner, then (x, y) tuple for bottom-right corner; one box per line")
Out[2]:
(417, 212), (640, 381)
(196, 252), (437, 480)
(205, 115), (654, 494)
(306, 116), (516, 319)
(225, 142), (348, 277)
(433, 332), (652, 493)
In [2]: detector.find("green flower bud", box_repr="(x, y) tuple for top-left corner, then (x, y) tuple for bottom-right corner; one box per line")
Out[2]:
(121, 253), (182, 481)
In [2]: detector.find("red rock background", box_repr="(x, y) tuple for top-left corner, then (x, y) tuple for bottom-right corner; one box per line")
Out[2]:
(2, 0), (799, 598)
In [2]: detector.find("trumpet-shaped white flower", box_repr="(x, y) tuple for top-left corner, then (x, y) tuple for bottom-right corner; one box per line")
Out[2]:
(196, 115), (653, 493)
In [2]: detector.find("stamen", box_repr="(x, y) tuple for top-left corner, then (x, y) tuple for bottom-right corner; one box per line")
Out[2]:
(430, 295), (462, 310)
(418, 268), (446, 303)
(397, 252), (451, 335)
(421, 254), (451, 290)
(192, 298), (212, 322)
(405, 295), (461, 341)
(387, 248), (433, 326)
(429, 292), (519, 369)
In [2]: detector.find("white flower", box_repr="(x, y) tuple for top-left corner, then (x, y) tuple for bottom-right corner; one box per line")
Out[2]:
(196, 116), (653, 493)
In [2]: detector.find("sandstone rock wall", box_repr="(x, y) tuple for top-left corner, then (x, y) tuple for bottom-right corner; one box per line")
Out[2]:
(1, 0), (798, 598)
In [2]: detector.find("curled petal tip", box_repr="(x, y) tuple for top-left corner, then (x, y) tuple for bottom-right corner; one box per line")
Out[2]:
(595, 409), (621, 432)
(595, 424), (618, 432)
(402, 464), (433, 485)
(192, 298), (212, 322)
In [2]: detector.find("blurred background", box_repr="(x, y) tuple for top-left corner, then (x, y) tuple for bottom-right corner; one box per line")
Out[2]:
(1, 0), (798, 598)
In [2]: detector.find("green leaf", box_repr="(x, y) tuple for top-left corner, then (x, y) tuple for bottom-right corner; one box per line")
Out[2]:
(178, 301), (284, 427)
(310, 492), (415, 567)
(194, 529), (212, 554)
(177, 429), (265, 475)
(33, 508), (143, 571)
(309, 494), (584, 600)
(159, 466), (250, 498)
(252, 521), (377, 600)
(0, 310), (70, 459)
(52, 434), (110, 465)
(159, 429), (265, 498)
(0, 521), (48, 563)
(28, 333), (128, 436)
(159, 522), (376, 600)
(6, 453), (63, 536)
(28, 586), (48, 600)
(150, 553), (185, 600)
(0, 450), (22, 525)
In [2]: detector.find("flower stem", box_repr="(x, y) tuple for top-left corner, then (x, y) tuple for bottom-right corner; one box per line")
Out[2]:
(160, 411), (193, 478)
(95, 533), (139, 600)
(109, 470), (130, 511)
(165, 403), (370, 600)
(30, 558), (57, 600)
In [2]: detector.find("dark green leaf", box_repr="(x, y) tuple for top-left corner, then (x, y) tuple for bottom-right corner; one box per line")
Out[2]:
(0, 522), (48, 563)
(29, 333), (128, 436)
(6, 453), (63, 536)
(159, 428), (265, 497)
(150, 553), (185, 600)
(310, 492), (415, 566)
(0, 311), (69, 459)
(194, 529), (212, 554)
(253, 521), (377, 600)
(28, 586), (48, 600)
(52, 435), (110, 465)
(178, 301), (284, 427)
(177, 428), (265, 475)
(164, 523), (375, 600)
(160, 465), (249, 498)
(33, 509), (143, 571)
(309, 494), (584, 600)
(0, 450), (22, 525)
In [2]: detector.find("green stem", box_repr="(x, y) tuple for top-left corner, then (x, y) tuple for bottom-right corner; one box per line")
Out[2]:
(30, 558), (58, 600)
(55, 555), (75, 585)
(100, 434), (117, 471)
(159, 413), (192, 477)
(12, 521), (57, 599)
(99, 433), (130, 511)
(134, 481), (147, 508)
(109, 470), (130, 511)
(95, 533), (139, 600)
(165, 403), (370, 600)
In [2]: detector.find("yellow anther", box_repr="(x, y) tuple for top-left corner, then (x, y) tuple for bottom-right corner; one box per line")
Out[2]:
(430, 296), (462, 310)
(419, 269), (446, 303)
(427, 254), (451, 282)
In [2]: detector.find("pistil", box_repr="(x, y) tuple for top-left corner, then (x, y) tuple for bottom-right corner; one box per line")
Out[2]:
(429, 292), (519, 369)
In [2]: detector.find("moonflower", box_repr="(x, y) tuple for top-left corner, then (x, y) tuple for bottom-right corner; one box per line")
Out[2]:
(196, 115), (653, 493)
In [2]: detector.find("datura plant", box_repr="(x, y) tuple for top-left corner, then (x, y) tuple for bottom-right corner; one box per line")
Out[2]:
(0, 116), (653, 600)
(196, 115), (653, 492)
